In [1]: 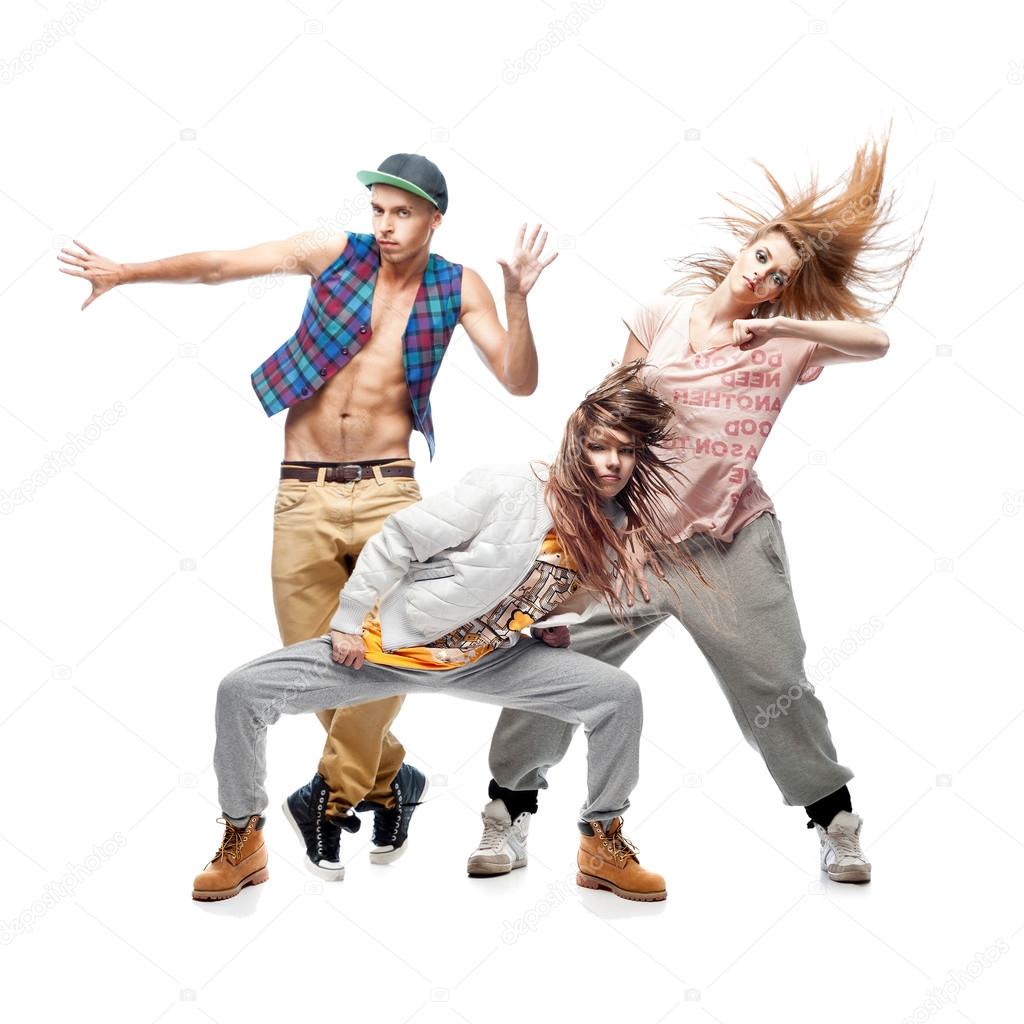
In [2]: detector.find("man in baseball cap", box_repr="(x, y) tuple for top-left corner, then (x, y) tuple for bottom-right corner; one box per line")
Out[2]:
(62, 150), (559, 891)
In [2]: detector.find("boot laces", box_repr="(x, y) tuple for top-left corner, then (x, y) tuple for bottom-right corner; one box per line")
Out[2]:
(602, 828), (639, 866)
(212, 817), (248, 864)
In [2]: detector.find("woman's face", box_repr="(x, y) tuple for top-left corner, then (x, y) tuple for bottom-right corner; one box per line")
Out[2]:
(584, 427), (638, 500)
(730, 230), (799, 308)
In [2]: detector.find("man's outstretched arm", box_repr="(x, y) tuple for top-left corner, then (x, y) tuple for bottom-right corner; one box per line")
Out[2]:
(57, 230), (347, 311)
(458, 223), (558, 397)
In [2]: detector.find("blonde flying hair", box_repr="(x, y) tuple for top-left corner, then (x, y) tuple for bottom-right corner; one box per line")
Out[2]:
(669, 122), (925, 322)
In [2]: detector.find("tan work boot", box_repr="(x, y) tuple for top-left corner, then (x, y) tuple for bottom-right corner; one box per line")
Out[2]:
(577, 818), (666, 902)
(192, 815), (269, 902)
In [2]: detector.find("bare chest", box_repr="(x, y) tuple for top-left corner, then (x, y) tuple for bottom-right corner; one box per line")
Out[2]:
(321, 281), (420, 396)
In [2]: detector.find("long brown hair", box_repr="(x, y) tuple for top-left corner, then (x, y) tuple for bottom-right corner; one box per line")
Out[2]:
(669, 122), (925, 321)
(536, 360), (709, 627)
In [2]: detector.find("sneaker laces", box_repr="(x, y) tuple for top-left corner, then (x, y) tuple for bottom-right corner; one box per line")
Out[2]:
(373, 800), (417, 846)
(478, 814), (511, 851)
(373, 805), (400, 846)
(373, 773), (426, 846)
(828, 824), (864, 862)
(316, 807), (344, 858)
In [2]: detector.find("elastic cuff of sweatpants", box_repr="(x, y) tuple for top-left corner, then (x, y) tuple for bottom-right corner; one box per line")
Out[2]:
(578, 804), (629, 824)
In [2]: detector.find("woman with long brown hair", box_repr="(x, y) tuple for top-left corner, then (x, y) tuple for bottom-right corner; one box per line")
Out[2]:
(474, 126), (924, 885)
(192, 362), (706, 904)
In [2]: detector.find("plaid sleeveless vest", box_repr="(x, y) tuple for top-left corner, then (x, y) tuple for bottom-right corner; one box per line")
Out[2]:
(250, 232), (463, 460)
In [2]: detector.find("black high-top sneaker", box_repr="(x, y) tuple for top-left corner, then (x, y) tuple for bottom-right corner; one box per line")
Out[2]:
(356, 763), (429, 865)
(282, 773), (360, 880)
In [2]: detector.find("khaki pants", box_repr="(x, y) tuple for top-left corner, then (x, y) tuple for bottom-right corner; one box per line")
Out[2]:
(271, 459), (422, 818)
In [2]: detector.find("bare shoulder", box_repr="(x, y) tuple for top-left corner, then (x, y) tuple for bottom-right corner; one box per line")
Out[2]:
(458, 266), (493, 315)
(298, 230), (349, 278)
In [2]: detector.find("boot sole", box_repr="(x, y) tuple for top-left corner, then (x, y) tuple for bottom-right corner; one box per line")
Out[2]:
(192, 866), (269, 902)
(576, 871), (666, 902)
(281, 799), (345, 881)
(369, 777), (430, 865)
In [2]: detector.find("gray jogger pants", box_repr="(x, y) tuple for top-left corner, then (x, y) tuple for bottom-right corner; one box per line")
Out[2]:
(214, 632), (643, 824)
(488, 512), (854, 807)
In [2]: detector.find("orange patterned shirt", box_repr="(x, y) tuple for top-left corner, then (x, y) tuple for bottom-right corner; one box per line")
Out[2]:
(362, 530), (579, 671)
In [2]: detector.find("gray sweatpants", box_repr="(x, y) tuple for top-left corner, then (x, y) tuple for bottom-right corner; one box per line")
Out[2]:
(214, 633), (643, 824)
(489, 512), (854, 807)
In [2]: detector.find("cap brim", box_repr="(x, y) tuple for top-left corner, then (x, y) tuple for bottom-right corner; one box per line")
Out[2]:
(356, 170), (440, 209)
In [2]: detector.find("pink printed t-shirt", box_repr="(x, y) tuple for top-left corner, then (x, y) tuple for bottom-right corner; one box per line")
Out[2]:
(626, 293), (824, 543)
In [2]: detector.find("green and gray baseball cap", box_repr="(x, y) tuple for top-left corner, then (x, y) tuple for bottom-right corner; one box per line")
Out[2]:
(356, 153), (449, 214)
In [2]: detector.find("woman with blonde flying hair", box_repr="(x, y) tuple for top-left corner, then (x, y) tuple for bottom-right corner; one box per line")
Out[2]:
(192, 362), (708, 904)
(472, 126), (924, 885)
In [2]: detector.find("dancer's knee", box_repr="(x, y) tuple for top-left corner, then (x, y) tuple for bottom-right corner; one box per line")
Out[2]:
(605, 667), (642, 703)
(216, 667), (256, 716)
(589, 668), (643, 725)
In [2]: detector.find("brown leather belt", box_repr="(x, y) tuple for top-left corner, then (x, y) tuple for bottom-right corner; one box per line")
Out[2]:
(280, 461), (415, 483)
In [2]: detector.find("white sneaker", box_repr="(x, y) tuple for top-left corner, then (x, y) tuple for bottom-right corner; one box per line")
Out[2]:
(815, 810), (871, 883)
(467, 798), (530, 876)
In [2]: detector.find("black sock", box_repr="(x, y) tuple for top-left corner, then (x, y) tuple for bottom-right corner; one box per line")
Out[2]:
(488, 778), (538, 819)
(804, 785), (853, 829)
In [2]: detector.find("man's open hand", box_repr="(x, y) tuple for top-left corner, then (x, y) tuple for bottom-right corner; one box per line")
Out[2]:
(58, 239), (124, 311)
(497, 223), (558, 297)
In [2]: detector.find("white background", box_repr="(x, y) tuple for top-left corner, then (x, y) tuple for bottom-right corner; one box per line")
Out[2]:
(2, 1), (1022, 1021)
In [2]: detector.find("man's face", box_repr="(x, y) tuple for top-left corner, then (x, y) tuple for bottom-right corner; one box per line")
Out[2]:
(370, 184), (442, 264)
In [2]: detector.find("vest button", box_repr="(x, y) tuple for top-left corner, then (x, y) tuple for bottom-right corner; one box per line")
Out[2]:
(359, 325), (367, 334)
(341, 347), (350, 356)
(301, 388), (310, 396)
(319, 368), (328, 377)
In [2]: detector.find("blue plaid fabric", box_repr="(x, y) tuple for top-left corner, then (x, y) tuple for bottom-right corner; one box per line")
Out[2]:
(250, 232), (463, 460)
